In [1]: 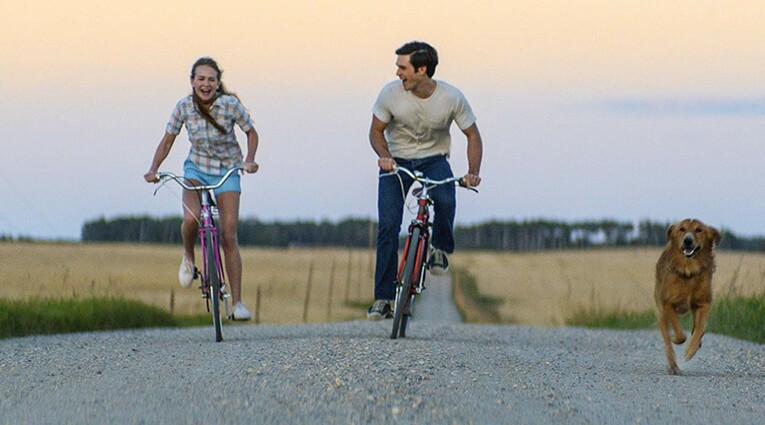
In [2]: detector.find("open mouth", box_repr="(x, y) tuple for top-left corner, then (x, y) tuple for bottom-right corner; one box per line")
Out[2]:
(683, 246), (701, 258)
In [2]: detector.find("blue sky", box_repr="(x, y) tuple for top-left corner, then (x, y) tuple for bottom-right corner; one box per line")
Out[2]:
(1, 1), (764, 240)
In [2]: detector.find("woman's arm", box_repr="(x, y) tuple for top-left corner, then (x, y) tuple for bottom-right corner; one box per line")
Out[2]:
(144, 131), (177, 182)
(242, 127), (259, 173)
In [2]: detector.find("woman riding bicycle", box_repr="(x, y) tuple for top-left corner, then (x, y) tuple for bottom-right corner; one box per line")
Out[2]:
(144, 57), (259, 321)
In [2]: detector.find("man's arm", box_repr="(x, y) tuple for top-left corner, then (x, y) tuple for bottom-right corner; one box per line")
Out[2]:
(369, 115), (396, 171)
(462, 123), (483, 187)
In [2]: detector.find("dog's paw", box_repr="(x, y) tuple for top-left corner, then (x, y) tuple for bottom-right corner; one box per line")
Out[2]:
(672, 334), (687, 345)
(667, 365), (682, 375)
(684, 346), (698, 361)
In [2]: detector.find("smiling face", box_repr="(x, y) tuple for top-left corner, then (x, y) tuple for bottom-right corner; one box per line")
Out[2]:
(191, 64), (220, 102)
(395, 54), (427, 92)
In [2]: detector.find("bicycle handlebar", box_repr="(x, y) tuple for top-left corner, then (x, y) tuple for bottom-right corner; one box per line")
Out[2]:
(155, 166), (244, 193)
(382, 165), (478, 193)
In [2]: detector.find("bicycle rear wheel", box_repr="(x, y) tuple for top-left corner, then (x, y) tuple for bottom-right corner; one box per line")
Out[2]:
(391, 227), (421, 339)
(205, 231), (223, 342)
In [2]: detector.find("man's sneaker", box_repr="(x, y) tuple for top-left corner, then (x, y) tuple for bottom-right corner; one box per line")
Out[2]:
(428, 248), (449, 275)
(231, 301), (252, 321)
(366, 300), (392, 320)
(178, 256), (196, 288)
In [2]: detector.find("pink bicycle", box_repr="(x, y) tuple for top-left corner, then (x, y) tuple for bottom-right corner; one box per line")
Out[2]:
(154, 167), (242, 342)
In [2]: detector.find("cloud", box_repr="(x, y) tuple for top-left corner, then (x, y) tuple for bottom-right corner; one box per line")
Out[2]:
(594, 97), (765, 116)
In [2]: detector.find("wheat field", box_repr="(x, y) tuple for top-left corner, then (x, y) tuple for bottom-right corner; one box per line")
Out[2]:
(452, 248), (765, 326)
(0, 243), (375, 324)
(3, 243), (764, 326)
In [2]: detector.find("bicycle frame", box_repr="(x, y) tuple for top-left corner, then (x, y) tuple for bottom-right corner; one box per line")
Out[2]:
(154, 166), (242, 341)
(197, 190), (229, 316)
(397, 178), (433, 299)
(385, 166), (474, 339)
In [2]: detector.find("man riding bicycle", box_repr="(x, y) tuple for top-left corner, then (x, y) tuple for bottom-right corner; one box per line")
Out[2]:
(367, 41), (484, 320)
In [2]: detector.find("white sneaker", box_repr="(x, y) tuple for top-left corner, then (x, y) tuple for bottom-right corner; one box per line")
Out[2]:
(232, 301), (251, 321)
(178, 256), (195, 288)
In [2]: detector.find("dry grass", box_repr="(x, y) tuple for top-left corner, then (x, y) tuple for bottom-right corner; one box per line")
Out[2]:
(6, 243), (763, 328)
(452, 248), (765, 326)
(0, 242), (375, 324)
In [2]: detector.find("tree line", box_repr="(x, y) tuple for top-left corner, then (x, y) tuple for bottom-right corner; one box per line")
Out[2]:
(80, 216), (765, 252)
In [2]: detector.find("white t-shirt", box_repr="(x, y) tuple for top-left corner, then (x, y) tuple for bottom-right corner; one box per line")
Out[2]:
(372, 80), (476, 160)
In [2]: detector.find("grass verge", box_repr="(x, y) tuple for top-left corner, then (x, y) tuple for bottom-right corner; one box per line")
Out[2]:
(566, 292), (765, 344)
(0, 297), (211, 339)
(452, 268), (506, 323)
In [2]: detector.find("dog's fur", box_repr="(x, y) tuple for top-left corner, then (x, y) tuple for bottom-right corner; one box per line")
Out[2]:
(654, 218), (721, 375)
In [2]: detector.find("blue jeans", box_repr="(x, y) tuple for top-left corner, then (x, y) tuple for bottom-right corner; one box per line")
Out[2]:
(374, 155), (456, 300)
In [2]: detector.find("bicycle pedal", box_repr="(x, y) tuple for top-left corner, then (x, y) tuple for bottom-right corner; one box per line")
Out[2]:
(193, 267), (199, 280)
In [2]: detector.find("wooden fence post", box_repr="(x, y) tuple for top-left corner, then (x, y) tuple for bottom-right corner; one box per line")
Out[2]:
(303, 260), (314, 323)
(356, 252), (363, 301)
(327, 259), (336, 320)
(255, 285), (261, 324)
(344, 250), (352, 303)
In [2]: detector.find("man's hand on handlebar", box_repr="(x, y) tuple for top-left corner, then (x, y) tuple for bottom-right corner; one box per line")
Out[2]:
(378, 157), (397, 172)
(462, 173), (481, 188)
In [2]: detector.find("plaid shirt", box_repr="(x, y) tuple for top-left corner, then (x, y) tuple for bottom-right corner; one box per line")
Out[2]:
(166, 94), (254, 174)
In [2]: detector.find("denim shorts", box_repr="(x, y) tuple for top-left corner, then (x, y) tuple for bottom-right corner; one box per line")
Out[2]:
(183, 158), (241, 195)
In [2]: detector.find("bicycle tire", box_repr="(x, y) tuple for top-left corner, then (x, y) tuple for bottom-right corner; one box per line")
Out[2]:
(206, 231), (223, 342)
(400, 309), (411, 338)
(391, 227), (421, 339)
(401, 242), (429, 338)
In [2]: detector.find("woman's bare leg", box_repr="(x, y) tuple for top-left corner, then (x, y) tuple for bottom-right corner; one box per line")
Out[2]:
(216, 191), (243, 305)
(181, 186), (202, 262)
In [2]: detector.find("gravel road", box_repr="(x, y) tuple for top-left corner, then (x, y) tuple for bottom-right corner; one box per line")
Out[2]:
(2, 320), (764, 424)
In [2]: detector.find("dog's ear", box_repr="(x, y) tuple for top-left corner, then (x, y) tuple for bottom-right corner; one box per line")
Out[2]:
(665, 224), (675, 242)
(708, 226), (722, 247)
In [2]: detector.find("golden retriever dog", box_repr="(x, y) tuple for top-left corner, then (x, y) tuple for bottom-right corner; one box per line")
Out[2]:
(654, 218), (721, 375)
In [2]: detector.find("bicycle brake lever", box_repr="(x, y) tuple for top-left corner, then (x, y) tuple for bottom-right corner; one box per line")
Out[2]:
(457, 180), (479, 193)
(153, 177), (169, 196)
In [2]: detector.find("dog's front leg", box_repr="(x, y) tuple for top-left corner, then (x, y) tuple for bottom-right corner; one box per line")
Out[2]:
(668, 308), (686, 345)
(685, 303), (710, 360)
(658, 308), (681, 375)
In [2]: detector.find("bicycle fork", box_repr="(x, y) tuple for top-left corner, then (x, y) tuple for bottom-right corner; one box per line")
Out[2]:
(199, 206), (232, 318)
(398, 222), (430, 304)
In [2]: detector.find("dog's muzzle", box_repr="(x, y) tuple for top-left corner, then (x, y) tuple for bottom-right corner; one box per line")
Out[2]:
(682, 234), (700, 258)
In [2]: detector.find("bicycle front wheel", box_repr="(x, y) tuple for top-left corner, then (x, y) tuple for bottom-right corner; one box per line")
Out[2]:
(391, 227), (421, 339)
(206, 231), (223, 342)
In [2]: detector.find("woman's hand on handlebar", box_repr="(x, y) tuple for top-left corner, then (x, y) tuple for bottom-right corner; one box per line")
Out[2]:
(144, 170), (160, 183)
(378, 157), (397, 172)
(242, 161), (259, 174)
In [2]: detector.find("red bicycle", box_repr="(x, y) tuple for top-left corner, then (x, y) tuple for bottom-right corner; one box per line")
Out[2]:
(383, 166), (477, 339)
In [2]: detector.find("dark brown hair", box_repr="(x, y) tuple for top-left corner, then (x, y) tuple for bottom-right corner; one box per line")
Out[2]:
(395, 41), (438, 78)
